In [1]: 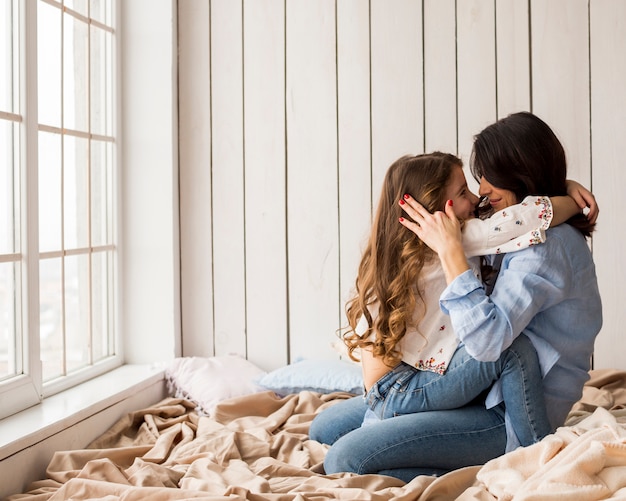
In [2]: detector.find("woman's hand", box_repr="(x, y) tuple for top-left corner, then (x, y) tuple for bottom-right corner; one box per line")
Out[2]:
(398, 195), (462, 254)
(399, 195), (469, 284)
(566, 179), (599, 224)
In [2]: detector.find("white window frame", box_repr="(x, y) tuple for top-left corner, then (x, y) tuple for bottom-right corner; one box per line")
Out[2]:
(0, 0), (121, 420)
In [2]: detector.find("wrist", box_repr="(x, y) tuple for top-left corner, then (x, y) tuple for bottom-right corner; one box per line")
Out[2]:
(438, 242), (469, 284)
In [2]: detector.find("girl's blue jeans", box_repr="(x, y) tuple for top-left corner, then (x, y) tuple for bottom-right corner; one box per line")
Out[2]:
(363, 334), (550, 447)
(308, 335), (551, 482)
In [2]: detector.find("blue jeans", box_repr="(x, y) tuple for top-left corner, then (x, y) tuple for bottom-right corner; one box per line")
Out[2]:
(363, 334), (550, 447)
(309, 394), (507, 482)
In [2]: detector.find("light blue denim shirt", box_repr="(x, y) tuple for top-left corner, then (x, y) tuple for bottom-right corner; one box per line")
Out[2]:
(440, 224), (602, 441)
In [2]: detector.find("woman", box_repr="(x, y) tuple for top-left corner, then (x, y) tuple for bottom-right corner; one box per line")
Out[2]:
(309, 112), (602, 481)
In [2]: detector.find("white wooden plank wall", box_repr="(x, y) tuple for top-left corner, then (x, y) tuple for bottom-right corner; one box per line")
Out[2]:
(178, 0), (626, 371)
(209, 1), (248, 358)
(590, 0), (626, 368)
(178, 0), (213, 358)
(243, 0), (288, 371)
(336, 0), (371, 335)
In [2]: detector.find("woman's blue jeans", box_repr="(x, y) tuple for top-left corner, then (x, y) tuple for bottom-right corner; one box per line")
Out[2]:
(309, 394), (508, 482)
(363, 334), (550, 447)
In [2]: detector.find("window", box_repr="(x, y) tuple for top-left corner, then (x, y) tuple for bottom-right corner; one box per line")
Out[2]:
(0, 0), (118, 419)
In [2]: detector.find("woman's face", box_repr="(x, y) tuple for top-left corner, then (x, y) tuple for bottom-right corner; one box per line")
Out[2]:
(444, 165), (480, 220)
(478, 176), (518, 211)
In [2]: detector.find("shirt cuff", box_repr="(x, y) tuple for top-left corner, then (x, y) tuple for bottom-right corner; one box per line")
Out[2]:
(440, 269), (483, 314)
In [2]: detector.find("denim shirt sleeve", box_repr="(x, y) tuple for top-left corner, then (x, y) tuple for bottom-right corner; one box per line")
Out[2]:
(440, 241), (566, 363)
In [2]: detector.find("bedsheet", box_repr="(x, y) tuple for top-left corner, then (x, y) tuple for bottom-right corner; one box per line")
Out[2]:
(8, 369), (626, 501)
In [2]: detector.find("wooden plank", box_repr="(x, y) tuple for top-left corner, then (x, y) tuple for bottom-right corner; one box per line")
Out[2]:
(531, 0), (590, 185)
(589, 0), (626, 369)
(210, 0), (247, 357)
(336, 0), (372, 342)
(285, 0), (339, 361)
(178, 0), (214, 357)
(456, 0), (497, 188)
(243, 0), (288, 371)
(424, 0), (457, 154)
(495, 0), (531, 117)
(119, 0), (180, 362)
(370, 0), (424, 194)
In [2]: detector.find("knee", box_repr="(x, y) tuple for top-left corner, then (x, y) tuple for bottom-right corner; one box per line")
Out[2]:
(309, 410), (344, 445)
(510, 334), (536, 358)
(308, 414), (327, 443)
(505, 335), (541, 371)
(323, 444), (355, 475)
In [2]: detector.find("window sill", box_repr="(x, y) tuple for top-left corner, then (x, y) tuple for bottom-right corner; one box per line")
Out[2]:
(0, 364), (166, 462)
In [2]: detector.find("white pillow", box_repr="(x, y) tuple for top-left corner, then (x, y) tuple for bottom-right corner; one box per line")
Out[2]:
(165, 354), (267, 415)
(256, 357), (363, 396)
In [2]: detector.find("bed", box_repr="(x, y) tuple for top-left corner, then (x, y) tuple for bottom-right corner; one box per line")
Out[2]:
(8, 355), (626, 501)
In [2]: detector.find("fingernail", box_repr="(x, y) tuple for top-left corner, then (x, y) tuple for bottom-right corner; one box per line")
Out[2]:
(399, 217), (404, 222)
(403, 194), (410, 200)
(399, 199), (405, 205)
(447, 199), (453, 206)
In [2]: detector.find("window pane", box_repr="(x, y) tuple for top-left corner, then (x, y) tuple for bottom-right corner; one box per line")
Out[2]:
(39, 131), (62, 252)
(1, 120), (18, 255)
(90, 0), (112, 27)
(40, 257), (63, 381)
(0, 261), (19, 381)
(38, 1), (62, 128)
(65, 0), (88, 18)
(63, 135), (89, 250)
(91, 139), (112, 246)
(65, 253), (90, 373)
(90, 26), (113, 136)
(0, 0), (18, 114)
(91, 250), (113, 361)
(0, 2), (10, 112)
(63, 12), (89, 132)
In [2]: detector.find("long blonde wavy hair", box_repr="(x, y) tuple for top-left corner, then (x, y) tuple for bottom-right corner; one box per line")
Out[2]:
(343, 152), (463, 367)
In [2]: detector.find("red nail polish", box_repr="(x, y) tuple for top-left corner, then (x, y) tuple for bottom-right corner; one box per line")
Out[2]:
(447, 199), (453, 206)
(403, 194), (410, 200)
(399, 217), (404, 222)
(399, 199), (405, 205)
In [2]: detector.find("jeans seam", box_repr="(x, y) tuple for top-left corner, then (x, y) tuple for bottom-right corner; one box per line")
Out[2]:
(506, 339), (541, 442)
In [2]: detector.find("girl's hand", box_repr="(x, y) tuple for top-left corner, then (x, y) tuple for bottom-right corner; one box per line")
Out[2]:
(566, 179), (599, 224)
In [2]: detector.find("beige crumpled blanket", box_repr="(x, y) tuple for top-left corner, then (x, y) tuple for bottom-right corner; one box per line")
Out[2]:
(8, 369), (626, 501)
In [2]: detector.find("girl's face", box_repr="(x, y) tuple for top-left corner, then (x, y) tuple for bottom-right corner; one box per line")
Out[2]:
(444, 165), (480, 220)
(478, 176), (518, 212)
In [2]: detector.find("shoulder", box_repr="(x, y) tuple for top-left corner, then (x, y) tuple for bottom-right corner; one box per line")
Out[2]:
(521, 224), (587, 253)
(503, 224), (593, 271)
(543, 224), (591, 258)
(547, 223), (588, 242)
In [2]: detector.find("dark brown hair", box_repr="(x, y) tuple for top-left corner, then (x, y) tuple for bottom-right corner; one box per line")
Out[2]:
(470, 111), (594, 236)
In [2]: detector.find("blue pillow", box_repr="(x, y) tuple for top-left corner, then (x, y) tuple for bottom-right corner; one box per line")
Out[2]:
(257, 358), (363, 396)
